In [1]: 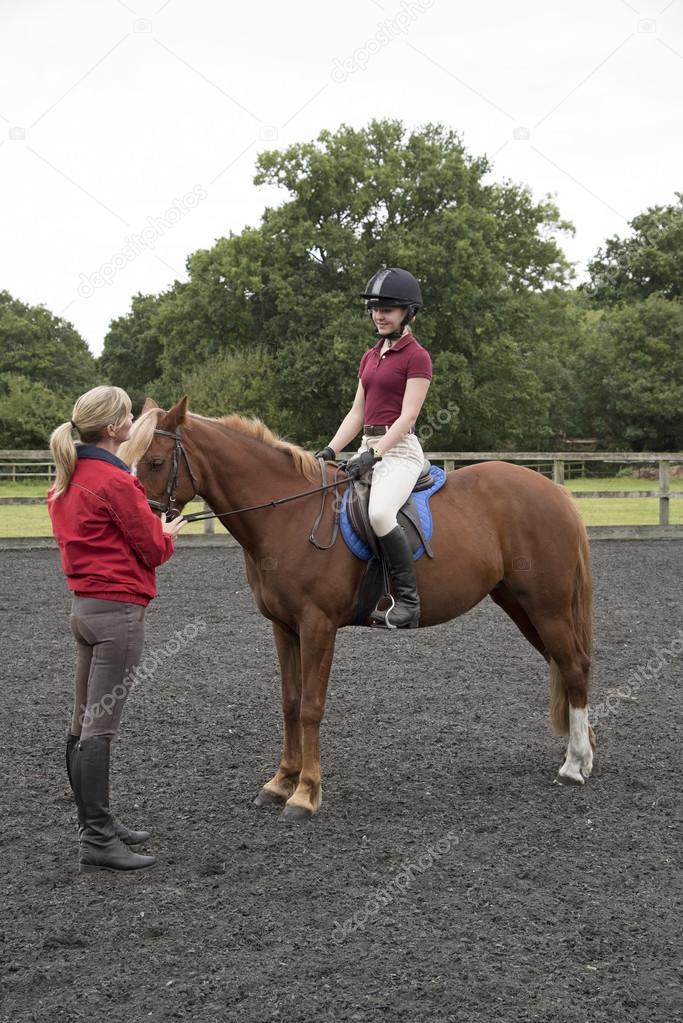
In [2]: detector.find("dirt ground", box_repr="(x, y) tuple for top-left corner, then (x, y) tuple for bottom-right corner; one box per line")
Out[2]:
(1, 541), (681, 1023)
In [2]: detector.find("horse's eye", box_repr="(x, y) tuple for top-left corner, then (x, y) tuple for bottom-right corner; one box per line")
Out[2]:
(148, 458), (165, 471)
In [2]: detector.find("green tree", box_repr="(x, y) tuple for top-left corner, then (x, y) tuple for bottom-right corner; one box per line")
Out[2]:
(0, 291), (97, 395)
(252, 120), (572, 360)
(105, 121), (575, 446)
(175, 348), (289, 432)
(575, 296), (683, 449)
(510, 289), (591, 443)
(584, 194), (683, 304)
(159, 228), (267, 380)
(99, 294), (164, 411)
(0, 291), (97, 446)
(253, 120), (571, 447)
(0, 372), (71, 448)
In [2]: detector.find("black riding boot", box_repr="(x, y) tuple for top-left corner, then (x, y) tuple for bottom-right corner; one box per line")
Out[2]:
(66, 733), (85, 832)
(66, 734), (151, 846)
(75, 736), (156, 874)
(370, 525), (420, 629)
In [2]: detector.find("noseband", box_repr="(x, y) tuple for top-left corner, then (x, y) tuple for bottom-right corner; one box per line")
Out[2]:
(146, 427), (199, 519)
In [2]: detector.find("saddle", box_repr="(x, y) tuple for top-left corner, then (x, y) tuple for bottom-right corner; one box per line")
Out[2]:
(346, 460), (437, 561)
(338, 460), (447, 626)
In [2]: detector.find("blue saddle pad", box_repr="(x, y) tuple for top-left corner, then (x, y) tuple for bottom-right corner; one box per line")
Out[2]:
(340, 466), (447, 562)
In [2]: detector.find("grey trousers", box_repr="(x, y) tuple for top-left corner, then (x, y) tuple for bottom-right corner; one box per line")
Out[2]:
(70, 597), (146, 739)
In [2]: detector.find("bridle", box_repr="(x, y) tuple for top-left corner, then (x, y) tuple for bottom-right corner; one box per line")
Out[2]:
(143, 425), (350, 548)
(145, 427), (199, 519)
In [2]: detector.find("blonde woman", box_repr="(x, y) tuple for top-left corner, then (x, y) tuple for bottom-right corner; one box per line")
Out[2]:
(48, 386), (186, 874)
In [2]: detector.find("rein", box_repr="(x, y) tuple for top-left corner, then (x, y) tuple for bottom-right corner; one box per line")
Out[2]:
(146, 427), (349, 549)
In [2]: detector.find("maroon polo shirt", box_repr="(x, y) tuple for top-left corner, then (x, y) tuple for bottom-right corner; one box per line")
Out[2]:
(358, 333), (432, 425)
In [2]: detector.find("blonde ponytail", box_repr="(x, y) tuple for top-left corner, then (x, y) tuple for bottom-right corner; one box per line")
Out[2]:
(49, 421), (78, 498)
(49, 386), (132, 498)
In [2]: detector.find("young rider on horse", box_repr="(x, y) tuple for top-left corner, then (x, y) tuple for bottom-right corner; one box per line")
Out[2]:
(316, 268), (432, 629)
(48, 386), (186, 873)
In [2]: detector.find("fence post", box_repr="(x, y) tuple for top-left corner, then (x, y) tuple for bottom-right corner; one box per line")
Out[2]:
(552, 458), (565, 485)
(203, 501), (215, 534)
(444, 459), (455, 473)
(659, 460), (670, 526)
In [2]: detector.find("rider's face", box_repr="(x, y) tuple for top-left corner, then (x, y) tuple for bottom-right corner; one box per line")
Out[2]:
(371, 305), (406, 335)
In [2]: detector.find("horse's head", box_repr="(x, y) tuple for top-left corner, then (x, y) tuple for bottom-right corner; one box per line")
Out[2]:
(126, 396), (199, 519)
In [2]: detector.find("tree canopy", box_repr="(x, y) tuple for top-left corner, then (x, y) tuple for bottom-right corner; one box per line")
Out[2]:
(0, 291), (97, 395)
(0, 291), (97, 447)
(101, 120), (576, 448)
(584, 194), (683, 304)
(3, 121), (681, 452)
(575, 297), (683, 450)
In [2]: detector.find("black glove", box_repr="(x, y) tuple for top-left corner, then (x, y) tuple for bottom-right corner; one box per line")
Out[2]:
(314, 446), (337, 461)
(344, 448), (382, 480)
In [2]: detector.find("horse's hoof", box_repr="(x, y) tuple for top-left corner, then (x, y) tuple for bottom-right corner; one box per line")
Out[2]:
(553, 771), (585, 786)
(278, 804), (312, 824)
(254, 788), (287, 808)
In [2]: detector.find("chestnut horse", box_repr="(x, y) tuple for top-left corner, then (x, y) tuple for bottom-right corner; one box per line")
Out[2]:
(124, 397), (595, 822)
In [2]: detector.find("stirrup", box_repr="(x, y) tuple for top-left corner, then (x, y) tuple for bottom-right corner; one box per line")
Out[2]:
(371, 595), (397, 630)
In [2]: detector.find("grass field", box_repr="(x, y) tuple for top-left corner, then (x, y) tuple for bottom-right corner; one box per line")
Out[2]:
(563, 475), (683, 527)
(1, 473), (682, 538)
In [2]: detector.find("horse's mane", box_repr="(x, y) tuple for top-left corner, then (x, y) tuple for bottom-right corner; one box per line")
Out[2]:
(120, 406), (319, 483)
(119, 408), (164, 468)
(210, 413), (319, 482)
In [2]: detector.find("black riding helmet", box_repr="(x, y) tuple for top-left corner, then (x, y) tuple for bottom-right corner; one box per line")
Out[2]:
(361, 267), (423, 339)
(361, 267), (423, 308)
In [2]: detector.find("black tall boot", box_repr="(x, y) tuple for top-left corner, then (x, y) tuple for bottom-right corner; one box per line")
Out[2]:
(66, 734), (151, 846)
(66, 733), (85, 833)
(76, 736), (156, 874)
(370, 525), (420, 629)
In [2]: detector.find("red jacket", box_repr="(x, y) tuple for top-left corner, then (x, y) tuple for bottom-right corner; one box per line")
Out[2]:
(48, 445), (174, 606)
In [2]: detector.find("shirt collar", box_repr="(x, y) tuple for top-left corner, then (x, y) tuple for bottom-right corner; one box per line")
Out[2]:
(372, 332), (416, 354)
(76, 443), (130, 473)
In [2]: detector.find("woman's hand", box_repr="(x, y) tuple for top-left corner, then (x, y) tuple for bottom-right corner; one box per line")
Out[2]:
(344, 449), (382, 480)
(314, 446), (337, 461)
(161, 512), (187, 539)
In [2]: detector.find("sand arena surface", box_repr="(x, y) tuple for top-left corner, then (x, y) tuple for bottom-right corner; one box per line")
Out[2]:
(1, 543), (681, 1022)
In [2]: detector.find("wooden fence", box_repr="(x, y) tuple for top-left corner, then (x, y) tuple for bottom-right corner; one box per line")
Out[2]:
(421, 451), (682, 529)
(1, 449), (682, 537)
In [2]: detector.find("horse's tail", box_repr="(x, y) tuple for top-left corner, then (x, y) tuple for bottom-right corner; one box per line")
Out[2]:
(549, 516), (594, 746)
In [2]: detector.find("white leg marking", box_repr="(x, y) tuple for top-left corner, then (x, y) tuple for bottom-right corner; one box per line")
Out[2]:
(558, 705), (593, 783)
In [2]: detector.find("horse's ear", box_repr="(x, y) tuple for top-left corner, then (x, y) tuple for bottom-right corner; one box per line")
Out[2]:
(141, 397), (159, 414)
(163, 395), (189, 430)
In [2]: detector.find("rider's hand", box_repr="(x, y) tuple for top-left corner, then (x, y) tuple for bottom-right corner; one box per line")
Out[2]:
(314, 446), (337, 461)
(161, 512), (187, 539)
(344, 448), (382, 480)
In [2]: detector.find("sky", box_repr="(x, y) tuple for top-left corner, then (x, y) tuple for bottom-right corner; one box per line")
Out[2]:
(1, 0), (681, 357)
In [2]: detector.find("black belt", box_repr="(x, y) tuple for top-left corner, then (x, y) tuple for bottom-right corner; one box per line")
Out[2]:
(363, 424), (414, 436)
